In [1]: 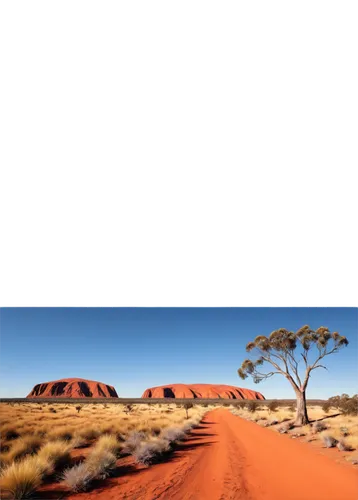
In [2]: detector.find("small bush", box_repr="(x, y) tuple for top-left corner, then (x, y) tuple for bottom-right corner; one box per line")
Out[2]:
(337, 439), (352, 452)
(0, 456), (42, 499)
(246, 401), (258, 413)
(62, 463), (94, 492)
(133, 438), (170, 466)
(95, 434), (122, 457)
(86, 450), (117, 479)
(161, 427), (186, 443)
(321, 401), (331, 413)
(123, 431), (147, 454)
(267, 400), (279, 413)
(278, 422), (294, 434)
(322, 435), (338, 448)
(312, 421), (327, 434)
(37, 441), (72, 471)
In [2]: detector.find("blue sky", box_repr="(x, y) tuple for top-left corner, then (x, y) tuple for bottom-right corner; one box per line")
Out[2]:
(0, 308), (356, 399)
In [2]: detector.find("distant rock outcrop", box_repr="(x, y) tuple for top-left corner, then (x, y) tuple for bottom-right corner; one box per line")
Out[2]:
(26, 378), (118, 398)
(142, 384), (265, 400)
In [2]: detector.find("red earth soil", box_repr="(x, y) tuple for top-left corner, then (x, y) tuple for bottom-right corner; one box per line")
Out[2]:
(142, 383), (265, 400)
(42, 409), (357, 500)
(26, 378), (118, 398)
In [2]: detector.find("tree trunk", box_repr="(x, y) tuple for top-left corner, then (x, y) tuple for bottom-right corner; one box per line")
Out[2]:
(294, 390), (309, 426)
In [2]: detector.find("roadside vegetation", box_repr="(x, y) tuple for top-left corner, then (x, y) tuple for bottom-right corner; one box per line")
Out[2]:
(229, 394), (358, 465)
(0, 402), (211, 498)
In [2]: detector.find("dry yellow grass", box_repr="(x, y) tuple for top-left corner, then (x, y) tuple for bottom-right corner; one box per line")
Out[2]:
(0, 402), (210, 497)
(229, 404), (358, 460)
(0, 455), (42, 499)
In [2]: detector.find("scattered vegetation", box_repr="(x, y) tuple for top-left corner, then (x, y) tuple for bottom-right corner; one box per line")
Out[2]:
(0, 456), (42, 499)
(0, 402), (210, 497)
(246, 401), (258, 413)
(267, 400), (279, 413)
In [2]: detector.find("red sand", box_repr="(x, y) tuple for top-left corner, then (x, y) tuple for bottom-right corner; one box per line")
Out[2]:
(26, 378), (118, 398)
(56, 409), (358, 500)
(142, 383), (265, 400)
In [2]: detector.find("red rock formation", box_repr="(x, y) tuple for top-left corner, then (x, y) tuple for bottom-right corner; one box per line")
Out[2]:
(142, 384), (265, 400)
(26, 378), (118, 398)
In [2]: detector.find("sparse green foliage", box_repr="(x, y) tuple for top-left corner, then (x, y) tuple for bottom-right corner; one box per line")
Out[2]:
(327, 394), (358, 415)
(238, 325), (349, 426)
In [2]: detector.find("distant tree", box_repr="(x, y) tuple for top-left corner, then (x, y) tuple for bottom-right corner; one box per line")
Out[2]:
(75, 405), (82, 414)
(246, 401), (258, 413)
(267, 400), (279, 413)
(183, 403), (193, 419)
(238, 326), (348, 425)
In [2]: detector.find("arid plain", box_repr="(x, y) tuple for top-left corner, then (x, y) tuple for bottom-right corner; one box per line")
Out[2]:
(1, 396), (358, 500)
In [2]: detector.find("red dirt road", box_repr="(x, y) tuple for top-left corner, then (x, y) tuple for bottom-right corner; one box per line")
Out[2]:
(68, 409), (358, 500)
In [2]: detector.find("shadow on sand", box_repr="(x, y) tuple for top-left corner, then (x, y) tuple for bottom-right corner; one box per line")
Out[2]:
(309, 413), (342, 423)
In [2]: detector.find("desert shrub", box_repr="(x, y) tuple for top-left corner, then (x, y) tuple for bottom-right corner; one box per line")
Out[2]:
(267, 418), (279, 426)
(37, 441), (72, 471)
(321, 401), (331, 413)
(161, 427), (185, 442)
(133, 438), (170, 466)
(267, 400), (279, 413)
(322, 435), (338, 448)
(70, 435), (87, 449)
(95, 434), (122, 457)
(0, 456), (42, 499)
(62, 462), (94, 492)
(123, 431), (147, 454)
(312, 421), (328, 433)
(246, 401), (258, 413)
(278, 422), (294, 434)
(86, 449), (117, 479)
(13, 436), (42, 460)
(337, 439), (352, 452)
(49, 407), (57, 414)
(75, 406), (82, 414)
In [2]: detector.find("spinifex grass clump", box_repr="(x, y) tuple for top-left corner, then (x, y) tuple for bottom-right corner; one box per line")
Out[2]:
(322, 434), (338, 448)
(312, 421), (328, 433)
(133, 437), (171, 466)
(0, 456), (42, 499)
(62, 462), (94, 493)
(337, 439), (352, 452)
